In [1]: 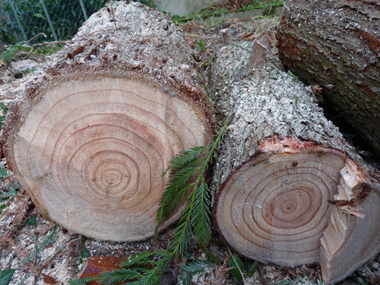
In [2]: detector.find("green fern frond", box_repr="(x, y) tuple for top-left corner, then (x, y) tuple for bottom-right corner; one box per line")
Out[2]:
(68, 276), (95, 285)
(192, 181), (211, 246)
(120, 251), (167, 268)
(96, 268), (144, 285)
(179, 260), (213, 285)
(97, 121), (228, 285)
(22, 227), (57, 265)
(204, 247), (220, 264)
(162, 146), (206, 176)
(168, 198), (194, 256)
(157, 182), (195, 226)
(127, 254), (173, 285)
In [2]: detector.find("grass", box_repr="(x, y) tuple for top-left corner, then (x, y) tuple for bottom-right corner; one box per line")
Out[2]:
(170, 0), (284, 24)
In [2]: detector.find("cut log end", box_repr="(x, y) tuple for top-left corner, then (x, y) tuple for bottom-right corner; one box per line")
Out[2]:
(215, 137), (371, 269)
(5, 77), (212, 241)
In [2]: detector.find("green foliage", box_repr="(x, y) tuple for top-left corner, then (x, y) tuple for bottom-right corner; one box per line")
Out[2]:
(0, 164), (7, 179)
(179, 260), (213, 284)
(246, 260), (259, 277)
(68, 277), (95, 285)
(1, 42), (32, 64)
(22, 227), (57, 265)
(81, 248), (91, 258)
(1, 0), (157, 44)
(171, 0), (284, 24)
(197, 38), (206, 52)
(24, 215), (37, 227)
(228, 253), (244, 283)
(0, 189), (17, 201)
(96, 268), (146, 285)
(204, 247), (220, 264)
(0, 269), (15, 285)
(23, 67), (37, 75)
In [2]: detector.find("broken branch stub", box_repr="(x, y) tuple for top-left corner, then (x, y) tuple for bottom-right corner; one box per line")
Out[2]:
(0, 2), (213, 241)
(210, 36), (378, 283)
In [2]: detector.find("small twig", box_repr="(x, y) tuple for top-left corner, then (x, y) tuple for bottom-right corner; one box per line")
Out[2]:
(26, 33), (47, 45)
(32, 40), (69, 47)
(17, 237), (81, 285)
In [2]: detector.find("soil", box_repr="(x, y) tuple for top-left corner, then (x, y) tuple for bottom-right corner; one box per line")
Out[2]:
(1, 11), (380, 285)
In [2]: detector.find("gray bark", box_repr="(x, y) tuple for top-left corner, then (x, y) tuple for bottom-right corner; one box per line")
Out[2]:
(210, 37), (358, 193)
(276, 0), (380, 155)
(209, 36), (378, 284)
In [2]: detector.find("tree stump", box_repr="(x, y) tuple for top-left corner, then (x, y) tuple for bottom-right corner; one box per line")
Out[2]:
(276, 0), (380, 155)
(0, 2), (214, 241)
(210, 36), (379, 283)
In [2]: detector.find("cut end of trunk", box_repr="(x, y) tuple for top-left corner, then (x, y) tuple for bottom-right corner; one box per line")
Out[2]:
(5, 77), (212, 241)
(215, 137), (371, 267)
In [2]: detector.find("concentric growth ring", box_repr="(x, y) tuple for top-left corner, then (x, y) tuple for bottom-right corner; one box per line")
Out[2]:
(13, 78), (211, 241)
(216, 149), (348, 266)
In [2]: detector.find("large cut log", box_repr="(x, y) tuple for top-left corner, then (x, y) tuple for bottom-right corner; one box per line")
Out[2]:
(0, 2), (214, 241)
(276, 0), (380, 155)
(209, 35), (379, 283)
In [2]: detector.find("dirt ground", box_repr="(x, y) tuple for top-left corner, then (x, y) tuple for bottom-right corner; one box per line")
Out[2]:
(1, 11), (380, 285)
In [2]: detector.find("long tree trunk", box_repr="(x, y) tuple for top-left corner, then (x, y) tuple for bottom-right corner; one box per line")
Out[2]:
(276, 0), (380, 155)
(209, 35), (379, 284)
(0, 2), (214, 242)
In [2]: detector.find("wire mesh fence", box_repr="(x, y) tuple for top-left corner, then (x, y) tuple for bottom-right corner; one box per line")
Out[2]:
(0, 0), (117, 44)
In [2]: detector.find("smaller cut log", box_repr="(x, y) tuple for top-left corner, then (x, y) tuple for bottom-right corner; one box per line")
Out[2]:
(0, 2), (214, 242)
(276, 0), (380, 155)
(209, 35), (379, 283)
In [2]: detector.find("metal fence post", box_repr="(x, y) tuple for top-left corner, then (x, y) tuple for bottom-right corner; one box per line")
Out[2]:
(4, 11), (20, 42)
(7, 0), (27, 41)
(40, 0), (58, 41)
(79, 0), (88, 20)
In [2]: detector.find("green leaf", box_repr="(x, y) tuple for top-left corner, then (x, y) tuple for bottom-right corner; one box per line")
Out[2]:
(228, 254), (244, 283)
(25, 215), (37, 227)
(1, 189), (17, 201)
(179, 260), (213, 285)
(0, 205), (6, 214)
(0, 269), (15, 285)
(247, 260), (259, 277)
(81, 248), (91, 258)
(0, 165), (8, 178)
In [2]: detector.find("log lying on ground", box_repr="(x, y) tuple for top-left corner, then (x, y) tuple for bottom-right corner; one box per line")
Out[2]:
(209, 36), (379, 283)
(276, 0), (380, 155)
(0, 2), (214, 241)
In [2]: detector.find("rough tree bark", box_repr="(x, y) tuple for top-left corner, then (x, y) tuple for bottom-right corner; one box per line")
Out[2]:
(0, 2), (214, 242)
(276, 0), (380, 155)
(209, 36), (379, 284)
